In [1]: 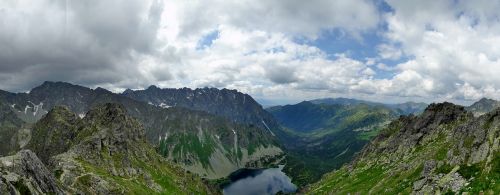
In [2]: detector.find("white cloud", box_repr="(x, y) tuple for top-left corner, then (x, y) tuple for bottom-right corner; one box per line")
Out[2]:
(166, 0), (380, 39)
(381, 0), (500, 100)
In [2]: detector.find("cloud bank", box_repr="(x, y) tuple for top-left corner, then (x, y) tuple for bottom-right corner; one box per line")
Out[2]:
(1, 0), (500, 104)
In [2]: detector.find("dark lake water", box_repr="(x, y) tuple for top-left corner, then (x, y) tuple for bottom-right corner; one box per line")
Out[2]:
(223, 165), (297, 195)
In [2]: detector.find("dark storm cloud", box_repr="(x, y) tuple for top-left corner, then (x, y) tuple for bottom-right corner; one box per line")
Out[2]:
(265, 65), (299, 84)
(0, 0), (165, 92)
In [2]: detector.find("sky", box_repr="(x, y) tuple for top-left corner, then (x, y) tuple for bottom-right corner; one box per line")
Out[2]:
(1, 0), (500, 105)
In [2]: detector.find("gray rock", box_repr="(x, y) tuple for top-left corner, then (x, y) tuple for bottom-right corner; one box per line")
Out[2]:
(0, 150), (64, 195)
(413, 178), (427, 191)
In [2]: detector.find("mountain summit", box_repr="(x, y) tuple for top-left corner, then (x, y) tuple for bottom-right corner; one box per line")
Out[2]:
(466, 97), (500, 116)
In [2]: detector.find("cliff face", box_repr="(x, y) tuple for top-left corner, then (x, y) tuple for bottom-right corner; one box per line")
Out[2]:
(310, 102), (499, 194)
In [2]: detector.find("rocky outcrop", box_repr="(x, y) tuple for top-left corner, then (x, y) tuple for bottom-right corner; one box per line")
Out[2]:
(27, 105), (79, 164)
(0, 150), (64, 194)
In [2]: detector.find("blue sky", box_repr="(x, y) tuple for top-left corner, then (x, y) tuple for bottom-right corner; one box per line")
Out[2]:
(1, 0), (500, 106)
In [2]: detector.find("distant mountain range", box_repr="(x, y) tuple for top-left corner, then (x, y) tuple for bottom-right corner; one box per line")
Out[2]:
(122, 85), (281, 132)
(310, 97), (428, 115)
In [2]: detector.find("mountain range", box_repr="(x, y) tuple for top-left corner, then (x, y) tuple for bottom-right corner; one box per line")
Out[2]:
(310, 97), (428, 115)
(0, 81), (283, 180)
(1, 81), (499, 194)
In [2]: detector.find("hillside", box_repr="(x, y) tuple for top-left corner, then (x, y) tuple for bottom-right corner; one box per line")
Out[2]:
(310, 102), (499, 194)
(1, 103), (213, 194)
(268, 101), (396, 134)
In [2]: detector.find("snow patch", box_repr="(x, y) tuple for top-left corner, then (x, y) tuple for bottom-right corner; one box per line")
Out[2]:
(10, 104), (15, 108)
(2, 160), (12, 167)
(78, 113), (85, 119)
(232, 129), (238, 154)
(159, 132), (169, 142)
(334, 147), (350, 159)
(159, 103), (171, 108)
(24, 105), (31, 114)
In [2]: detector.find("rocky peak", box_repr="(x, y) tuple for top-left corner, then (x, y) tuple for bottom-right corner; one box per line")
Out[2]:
(86, 103), (143, 137)
(93, 87), (112, 94)
(30, 81), (86, 95)
(415, 102), (469, 129)
(27, 105), (79, 164)
(77, 103), (145, 153)
(122, 88), (134, 95)
(466, 97), (500, 116)
(44, 105), (75, 120)
(146, 85), (160, 90)
(85, 103), (128, 123)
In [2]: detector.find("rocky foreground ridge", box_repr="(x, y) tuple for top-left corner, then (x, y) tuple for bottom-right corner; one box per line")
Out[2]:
(1, 103), (213, 194)
(310, 102), (499, 194)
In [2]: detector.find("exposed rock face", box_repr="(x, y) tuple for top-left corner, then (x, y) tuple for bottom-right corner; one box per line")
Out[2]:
(0, 150), (64, 195)
(310, 102), (499, 194)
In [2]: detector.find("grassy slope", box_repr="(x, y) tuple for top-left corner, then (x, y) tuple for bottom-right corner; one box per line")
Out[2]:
(75, 142), (212, 194)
